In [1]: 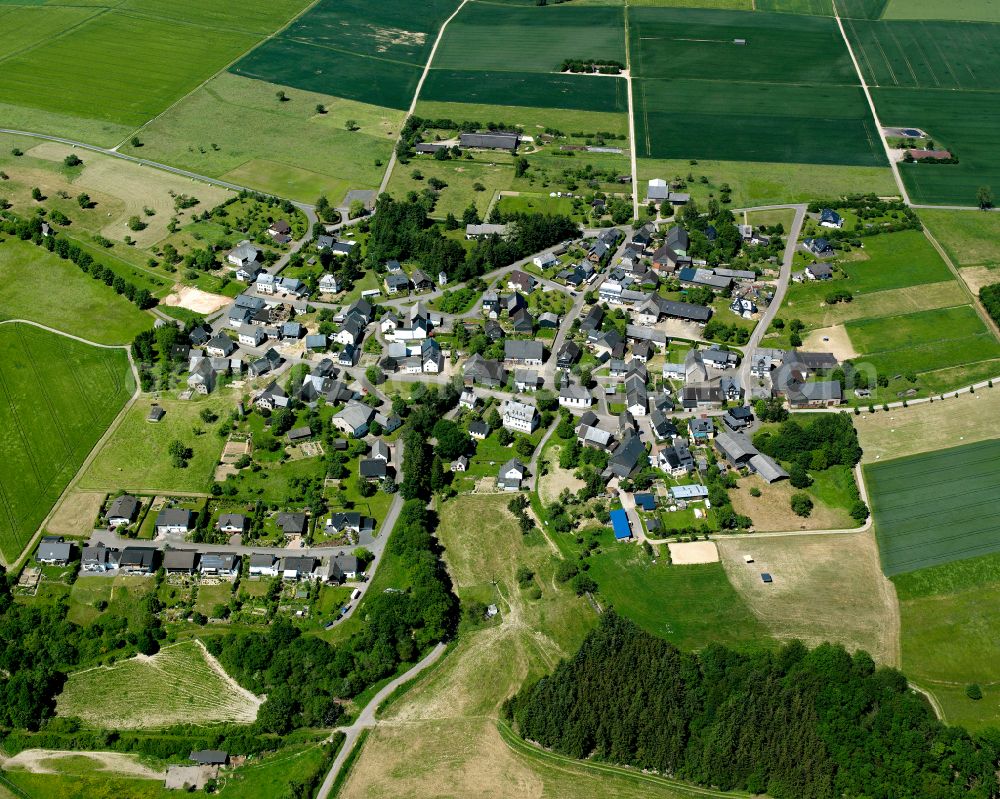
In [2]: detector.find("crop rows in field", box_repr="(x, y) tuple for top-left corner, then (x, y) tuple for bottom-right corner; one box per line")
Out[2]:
(868, 439), (1000, 575)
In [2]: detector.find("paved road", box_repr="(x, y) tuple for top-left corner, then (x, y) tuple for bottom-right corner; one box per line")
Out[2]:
(737, 204), (807, 394)
(316, 642), (449, 799)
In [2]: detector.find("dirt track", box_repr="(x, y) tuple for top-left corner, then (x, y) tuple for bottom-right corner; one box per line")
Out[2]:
(3, 749), (164, 780)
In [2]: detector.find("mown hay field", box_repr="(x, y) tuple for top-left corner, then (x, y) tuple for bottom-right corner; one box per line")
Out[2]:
(0, 324), (133, 562)
(57, 641), (261, 729)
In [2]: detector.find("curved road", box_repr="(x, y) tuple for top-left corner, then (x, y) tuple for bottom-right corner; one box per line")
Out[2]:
(316, 642), (449, 799)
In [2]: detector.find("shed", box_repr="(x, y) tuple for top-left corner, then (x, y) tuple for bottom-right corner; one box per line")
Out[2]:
(761, 573), (773, 584)
(609, 508), (632, 541)
(190, 750), (229, 766)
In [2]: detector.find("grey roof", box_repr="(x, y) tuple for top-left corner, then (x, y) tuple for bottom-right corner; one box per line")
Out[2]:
(156, 508), (194, 528)
(659, 299), (711, 322)
(107, 494), (139, 521)
(714, 431), (758, 463)
(190, 750), (228, 766)
(276, 512), (307, 534)
(217, 513), (248, 531)
(459, 131), (519, 150)
(120, 546), (156, 568)
(504, 340), (543, 362)
(792, 380), (843, 403)
(749, 453), (789, 483)
(360, 459), (387, 478)
(200, 552), (239, 571)
(163, 549), (198, 570)
(282, 556), (315, 573)
(608, 432), (646, 477)
(250, 553), (276, 568)
(37, 541), (72, 562)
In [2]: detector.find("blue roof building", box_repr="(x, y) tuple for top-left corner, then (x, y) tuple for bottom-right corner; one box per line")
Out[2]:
(610, 508), (632, 541)
(634, 493), (656, 511)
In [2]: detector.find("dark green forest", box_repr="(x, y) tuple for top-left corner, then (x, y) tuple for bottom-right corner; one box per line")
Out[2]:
(505, 612), (999, 799)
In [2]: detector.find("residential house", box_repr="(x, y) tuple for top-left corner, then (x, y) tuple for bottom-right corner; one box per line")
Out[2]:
(36, 539), (72, 565)
(205, 335), (236, 358)
(249, 347), (283, 378)
(451, 456), (469, 472)
(502, 399), (539, 433)
(81, 543), (119, 573)
(469, 421), (490, 440)
(238, 324), (267, 348)
(650, 408), (677, 441)
(532, 253), (559, 270)
(464, 354), (506, 387)
(253, 380), (289, 411)
(507, 270), (536, 294)
(155, 508), (194, 536)
(787, 380), (844, 408)
(606, 431), (647, 478)
(163, 549), (198, 575)
(316, 234), (334, 252)
(514, 369), (539, 392)
(701, 346), (739, 371)
(730, 294), (757, 318)
(510, 309), (534, 334)
(625, 374), (647, 417)
(360, 459), (387, 481)
(281, 556), (316, 581)
(537, 311), (560, 329)
(106, 494), (140, 527)
(459, 388), (478, 409)
(722, 406), (753, 431)
(337, 343), (357, 366)
(226, 240), (260, 269)
(333, 402), (375, 437)
(384, 273), (410, 295)
(497, 458), (526, 491)
(319, 273), (340, 294)
(803, 237), (835, 257)
(200, 553), (240, 578)
(680, 384), (722, 410)
(819, 208), (844, 229)
(256, 272), (277, 295)
(335, 318), (363, 347)
(119, 546), (157, 575)
(276, 512), (308, 538)
(688, 417), (715, 444)
(410, 269), (433, 292)
(559, 382), (593, 410)
(218, 514), (248, 536)
(249, 553), (279, 577)
(504, 340), (544, 366)
(580, 304), (604, 334)
(556, 341), (581, 368)
(806, 263), (833, 280)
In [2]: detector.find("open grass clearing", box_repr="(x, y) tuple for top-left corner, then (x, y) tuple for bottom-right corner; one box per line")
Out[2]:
(0, 238), (154, 344)
(637, 157), (896, 207)
(56, 640), (261, 728)
(867, 438), (1000, 575)
(893, 553), (1000, 730)
(3, 750), (163, 780)
(537, 444), (586, 505)
(919, 209), (1000, 269)
(79, 394), (235, 494)
(717, 532), (898, 664)
(729, 467), (858, 532)
(586, 537), (770, 651)
(388, 156), (514, 220)
(66, 575), (114, 626)
(0, 324), (132, 563)
(0, 6), (102, 61)
(122, 73), (401, 202)
(782, 281), (967, 330)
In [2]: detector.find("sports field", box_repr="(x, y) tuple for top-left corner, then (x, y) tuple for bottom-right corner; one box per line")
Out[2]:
(629, 7), (885, 167)
(231, 0), (460, 110)
(57, 641), (261, 729)
(0, 323), (133, 563)
(867, 439), (1000, 575)
(894, 553), (1000, 730)
(120, 73), (401, 202)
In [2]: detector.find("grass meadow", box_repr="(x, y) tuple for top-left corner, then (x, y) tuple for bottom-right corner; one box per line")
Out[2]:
(79, 395), (236, 494)
(0, 324), (133, 562)
(414, 100), (629, 137)
(920, 210), (1000, 269)
(0, 238), (154, 344)
(867, 439), (1000, 575)
(882, 0), (1000, 22)
(121, 73), (402, 202)
(56, 640), (261, 729)
(894, 553), (1000, 730)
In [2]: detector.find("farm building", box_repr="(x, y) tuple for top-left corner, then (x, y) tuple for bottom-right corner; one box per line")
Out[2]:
(610, 508), (632, 541)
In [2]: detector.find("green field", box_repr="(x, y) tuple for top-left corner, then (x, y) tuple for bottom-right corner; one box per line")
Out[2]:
(57, 640), (260, 728)
(894, 553), (1000, 730)
(0, 238), (154, 344)
(845, 304), (1000, 377)
(414, 100), (629, 136)
(628, 7), (884, 167)
(920, 209), (1000, 268)
(873, 88), (1000, 206)
(0, 6), (102, 61)
(882, 0), (1000, 22)
(79, 395), (235, 494)
(0, 323), (133, 562)
(586, 541), (771, 651)
(636, 157), (896, 206)
(422, 69), (629, 113)
(431, 2), (625, 73)
(867, 439), (1000, 575)
(120, 73), (401, 202)
(231, 0), (461, 110)
(756, 0), (886, 17)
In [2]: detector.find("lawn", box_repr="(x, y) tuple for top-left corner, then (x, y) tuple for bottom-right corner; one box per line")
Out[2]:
(120, 73), (402, 203)
(0, 237), (154, 344)
(0, 324), (133, 563)
(894, 553), (1000, 730)
(586, 538), (771, 651)
(56, 640), (260, 728)
(717, 532), (898, 663)
(431, 3), (625, 73)
(866, 438), (1000, 575)
(66, 576), (114, 626)
(79, 395), (235, 494)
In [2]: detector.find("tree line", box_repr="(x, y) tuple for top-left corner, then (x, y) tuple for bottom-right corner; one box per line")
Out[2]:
(505, 611), (999, 799)
(1, 213), (156, 309)
(981, 282), (1000, 328)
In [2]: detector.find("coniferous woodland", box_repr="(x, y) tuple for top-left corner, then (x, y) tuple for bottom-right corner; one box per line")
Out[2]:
(505, 612), (999, 799)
